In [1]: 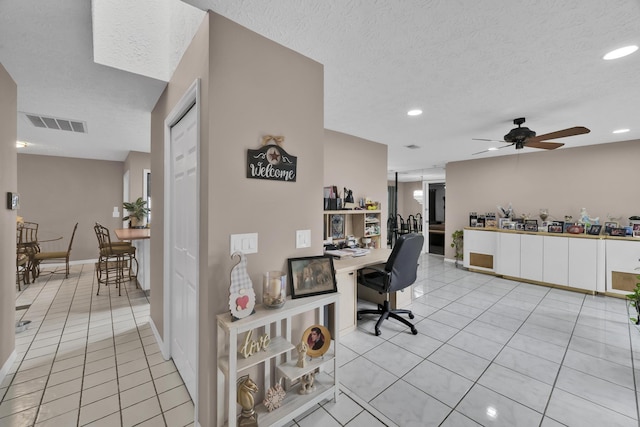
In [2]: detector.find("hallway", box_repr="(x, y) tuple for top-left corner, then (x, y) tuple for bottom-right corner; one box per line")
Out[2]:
(3, 265), (193, 426)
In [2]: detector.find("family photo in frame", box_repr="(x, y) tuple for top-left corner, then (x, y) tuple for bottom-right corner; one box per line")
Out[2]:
(288, 256), (337, 299)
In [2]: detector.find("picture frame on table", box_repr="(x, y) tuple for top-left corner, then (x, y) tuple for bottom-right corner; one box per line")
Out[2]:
(524, 219), (538, 232)
(288, 256), (337, 299)
(604, 221), (618, 235)
(548, 221), (564, 233)
(587, 224), (602, 235)
(632, 223), (640, 238)
(330, 214), (345, 239)
(610, 227), (627, 237)
(515, 222), (525, 231)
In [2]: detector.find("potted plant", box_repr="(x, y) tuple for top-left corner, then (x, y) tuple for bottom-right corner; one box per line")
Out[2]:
(450, 229), (464, 268)
(123, 197), (150, 228)
(626, 275), (640, 325)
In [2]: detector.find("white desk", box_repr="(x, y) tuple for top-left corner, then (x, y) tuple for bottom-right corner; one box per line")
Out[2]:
(331, 248), (413, 336)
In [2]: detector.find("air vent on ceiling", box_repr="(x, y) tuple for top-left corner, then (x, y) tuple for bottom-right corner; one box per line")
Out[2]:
(405, 144), (420, 149)
(22, 112), (87, 133)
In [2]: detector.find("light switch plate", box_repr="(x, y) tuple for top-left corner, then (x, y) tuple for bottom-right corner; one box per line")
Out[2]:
(296, 229), (311, 248)
(230, 233), (258, 255)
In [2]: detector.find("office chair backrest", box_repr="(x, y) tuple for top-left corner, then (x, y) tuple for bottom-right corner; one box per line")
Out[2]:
(384, 233), (424, 292)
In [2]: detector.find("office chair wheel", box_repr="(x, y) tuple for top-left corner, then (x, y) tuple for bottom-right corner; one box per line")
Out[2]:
(409, 313), (415, 319)
(411, 327), (418, 335)
(375, 328), (381, 336)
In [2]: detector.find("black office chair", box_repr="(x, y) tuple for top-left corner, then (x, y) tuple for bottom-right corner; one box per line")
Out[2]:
(357, 233), (424, 336)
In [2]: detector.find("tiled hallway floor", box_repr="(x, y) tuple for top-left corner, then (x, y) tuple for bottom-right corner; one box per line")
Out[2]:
(3, 256), (640, 426)
(3, 265), (193, 426)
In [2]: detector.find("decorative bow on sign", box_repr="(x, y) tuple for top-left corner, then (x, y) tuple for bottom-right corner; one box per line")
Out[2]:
(261, 135), (285, 146)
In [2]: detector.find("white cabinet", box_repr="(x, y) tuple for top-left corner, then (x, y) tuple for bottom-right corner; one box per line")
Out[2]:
(496, 233), (520, 277)
(217, 294), (339, 427)
(463, 229), (496, 272)
(520, 234), (543, 282)
(568, 238), (599, 291)
(605, 239), (640, 295)
(543, 236), (568, 286)
(335, 270), (356, 335)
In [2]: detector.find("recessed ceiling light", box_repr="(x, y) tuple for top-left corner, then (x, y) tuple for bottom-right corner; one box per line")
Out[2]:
(488, 147), (498, 151)
(613, 128), (630, 134)
(407, 109), (422, 116)
(603, 45), (638, 60)
(16, 141), (28, 148)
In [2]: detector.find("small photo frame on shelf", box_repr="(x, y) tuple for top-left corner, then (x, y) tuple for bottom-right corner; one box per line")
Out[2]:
(548, 221), (564, 233)
(288, 256), (337, 299)
(632, 224), (640, 237)
(524, 219), (538, 232)
(610, 227), (627, 237)
(301, 324), (331, 358)
(515, 222), (525, 231)
(330, 214), (345, 239)
(604, 221), (618, 235)
(587, 224), (602, 235)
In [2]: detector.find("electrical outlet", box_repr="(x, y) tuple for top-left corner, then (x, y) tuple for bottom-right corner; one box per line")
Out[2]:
(296, 229), (311, 248)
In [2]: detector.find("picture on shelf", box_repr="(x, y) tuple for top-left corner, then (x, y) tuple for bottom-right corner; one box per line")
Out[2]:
(587, 224), (602, 235)
(604, 221), (618, 235)
(524, 219), (538, 232)
(301, 324), (331, 358)
(548, 221), (564, 233)
(610, 227), (627, 237)
(330, 214), (345, 239)
(515, 222), (526, 231)
(288, 256), (337, 299)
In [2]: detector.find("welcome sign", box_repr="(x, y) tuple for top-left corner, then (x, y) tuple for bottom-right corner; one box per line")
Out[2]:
(246, 136), (297, 182)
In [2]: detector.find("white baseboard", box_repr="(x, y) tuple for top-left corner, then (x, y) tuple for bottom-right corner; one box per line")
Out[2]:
(0, 350), (17, 387)
(149, 317), (170, 360)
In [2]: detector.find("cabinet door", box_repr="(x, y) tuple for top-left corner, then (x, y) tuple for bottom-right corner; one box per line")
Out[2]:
(543, 236), (568, 286)
(520, 234), (543, 282)
(496, 233), (520, 277)
(463, 230), (496, 271)
(335, 270), (357, 335)
(568, 238), (597, 291)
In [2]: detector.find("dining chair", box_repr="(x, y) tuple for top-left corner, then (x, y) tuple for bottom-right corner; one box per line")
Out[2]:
(16, 222), (39, 284)
(31, 222), (78, 279)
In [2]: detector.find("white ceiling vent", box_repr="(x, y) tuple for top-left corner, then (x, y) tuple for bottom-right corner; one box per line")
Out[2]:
(21, 112), (87, 133)
(405, 144), (421, 149)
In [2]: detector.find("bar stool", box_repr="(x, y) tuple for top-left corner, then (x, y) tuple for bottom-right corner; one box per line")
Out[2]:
(94, 223), (138, 296)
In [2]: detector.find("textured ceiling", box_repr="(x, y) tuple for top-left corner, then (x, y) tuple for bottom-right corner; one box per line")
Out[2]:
(2, 0), (639, 181)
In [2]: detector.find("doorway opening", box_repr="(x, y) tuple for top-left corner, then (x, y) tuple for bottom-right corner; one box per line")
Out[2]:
(428, 183), (445, 255)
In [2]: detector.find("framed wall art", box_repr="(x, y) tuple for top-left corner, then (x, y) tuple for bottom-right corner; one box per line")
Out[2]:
(288, 256), (337, 299)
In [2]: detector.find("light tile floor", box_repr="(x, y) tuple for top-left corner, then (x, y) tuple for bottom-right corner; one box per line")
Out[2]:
(3, 256), (640, 426)
(3, 264), (193, 426)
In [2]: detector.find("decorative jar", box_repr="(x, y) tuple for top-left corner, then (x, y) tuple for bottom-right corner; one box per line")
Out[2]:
(263, 271), (286, 309)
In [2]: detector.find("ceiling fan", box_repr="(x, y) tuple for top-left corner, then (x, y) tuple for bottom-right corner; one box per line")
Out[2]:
(472, 117), (590, 155)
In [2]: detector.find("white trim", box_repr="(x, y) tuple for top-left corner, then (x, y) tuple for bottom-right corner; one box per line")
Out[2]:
(0, 350), (17, 387)
(163, 78), (200, 424)
(149, 316), (169, 359)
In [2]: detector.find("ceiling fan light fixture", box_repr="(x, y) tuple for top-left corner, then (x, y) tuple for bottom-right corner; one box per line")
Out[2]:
(407, 109), (422, 116)
(613, 128), (630, 134)
(16, 141), (28, 148)
(603, 45), (638, 60)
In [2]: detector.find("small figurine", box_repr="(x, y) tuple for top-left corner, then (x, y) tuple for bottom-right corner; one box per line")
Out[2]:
(229, 252), (256, 321)
(237, 375), (259, 427)
(299, 372), (316, 395)
(263, 378), (286, 412)
(296, 341), (308, 368)
(497, 203), (513, 219)
(578, 208), (599, 226)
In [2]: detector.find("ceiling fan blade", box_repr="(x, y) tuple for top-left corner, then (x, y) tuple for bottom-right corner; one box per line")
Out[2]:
(472, 143), (513, 155)
(525, 141), (564, 150)
(472, 138), (506, 143)
(527, 126), (590, 143)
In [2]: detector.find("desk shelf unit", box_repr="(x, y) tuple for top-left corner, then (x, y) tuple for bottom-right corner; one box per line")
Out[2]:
(216, 293), (339, 427)
(324, 210), (381, 248)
